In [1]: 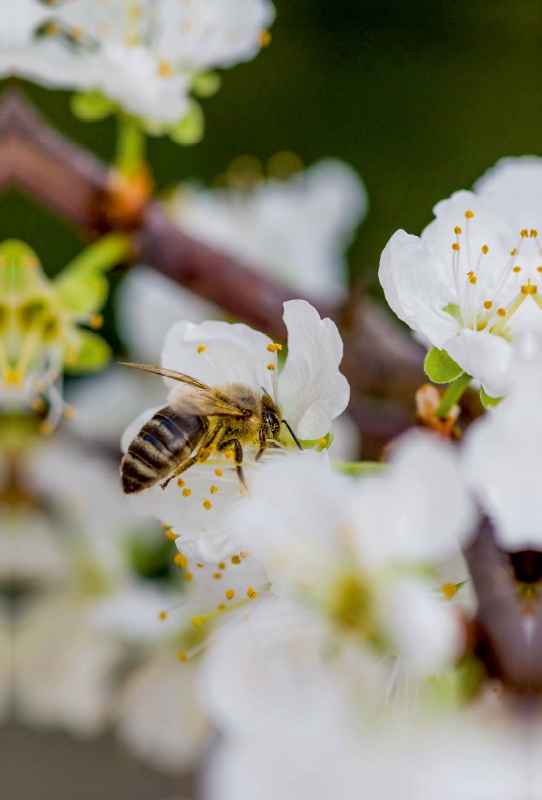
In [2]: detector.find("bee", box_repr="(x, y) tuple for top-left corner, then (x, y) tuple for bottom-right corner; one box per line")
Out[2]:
(119, 363), (302, 495)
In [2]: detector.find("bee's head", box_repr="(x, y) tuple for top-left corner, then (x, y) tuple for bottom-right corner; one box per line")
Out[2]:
(261, 393), (282, 440)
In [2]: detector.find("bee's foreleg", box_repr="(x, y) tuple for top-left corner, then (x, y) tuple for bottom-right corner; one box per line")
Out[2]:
(255, 427), (267, 462)
(219, 438), (249, 494)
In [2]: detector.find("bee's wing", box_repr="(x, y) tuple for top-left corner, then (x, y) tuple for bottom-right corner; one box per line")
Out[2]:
(119, 362), (245, 418)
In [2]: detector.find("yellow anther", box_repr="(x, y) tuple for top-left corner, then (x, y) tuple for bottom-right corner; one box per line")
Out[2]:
(89, 314), (103, 329)
(215, 468), (223, 476)
(197, 344), (206, 354)
(214, 573), (222, 579)
(510, 248), (517, 256)
(32, 398), (47, 413)
(259, 29), (272, 46)
(317, 438), (327, 447)
(203, 500), (212, 510)
(481, 245), (489, 254)
(538, 267), (542, 273)
(70, 26), (83, 40)
(196, 563), (204, 568)
(521, 229), (529, 238)
(522, 281), (537, 295)
(267, 363), (276, 370)
(454, 226), (462, 235)
(428, 675), (437, 683)
(496, 308), (506, 317)
(184, 571), (194, 581)
(210, 486), (218, 494)
(219, 562), (226, 570)
(465, 210), (474, 219)
(191, 616), (203, 628)
(177, 478), (185, 487)
(267, 343), (282, 352)
(513, 266), (521, 273)
(531, 229), (538, 238)
(451, 243), (460, 251)
(182, 488), (192, 497)
(162, 523), (170, 529)
(218, 603), (225, 610)
(165, 528), (179, 540)
(225, 589), (235, 600)
(157, 59), (174, 77)
(159, 611), (168, 620)
(484, 301), (493, 310)
(231, 555), (241, 564)
(226, 450), (234, 459)
(468, 275), (477, 284)
(63, 405), (77, 420)
(178, 652), (187, 662)
(441, 583), (457, 601)
(40, 421), (54, 436)
(44, 21), (60, 35)
(173, 552), (188, 569)
(247, 587), (257, 598)
(240, 550), (248, 558)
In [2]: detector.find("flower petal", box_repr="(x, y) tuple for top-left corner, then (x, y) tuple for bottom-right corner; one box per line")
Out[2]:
(278, 300), (350, 439)
(443, 329), (513, 398)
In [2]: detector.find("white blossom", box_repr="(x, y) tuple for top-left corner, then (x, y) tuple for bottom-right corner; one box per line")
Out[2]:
(379, 157), (542, 398)
(1, 0), (275, 122)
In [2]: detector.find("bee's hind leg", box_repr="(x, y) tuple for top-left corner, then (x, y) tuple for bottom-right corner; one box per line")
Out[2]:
(218, 438), (249, 494)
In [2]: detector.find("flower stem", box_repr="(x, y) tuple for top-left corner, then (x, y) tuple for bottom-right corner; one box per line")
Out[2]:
(435, 372), (472, 419)
(115, 114), (146, 179)
(332, 461), (386, 476)
(62, 232), (132, 277)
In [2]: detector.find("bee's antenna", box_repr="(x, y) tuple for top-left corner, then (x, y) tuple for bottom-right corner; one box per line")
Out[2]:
(283, 420), (303, 451)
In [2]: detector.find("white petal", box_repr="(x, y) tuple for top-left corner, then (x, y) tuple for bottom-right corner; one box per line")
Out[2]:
(278, 300), (350, 439)
(473, 156), (542, 231)
(161, 319), (274, 394)
(384, 578), (464, 676)
(379, 230), (459, 348)
(349, 432), (476, 567)
(117, 266), (220, 364)
(443, 329), (513, 398)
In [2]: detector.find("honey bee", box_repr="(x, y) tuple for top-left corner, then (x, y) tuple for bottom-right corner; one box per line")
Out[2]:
(120, 363), (302, 495)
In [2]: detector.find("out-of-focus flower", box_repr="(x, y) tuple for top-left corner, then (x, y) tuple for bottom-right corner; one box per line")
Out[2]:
(1, 0), (275, 123)
(0, 239), (111, 431)
(122, 299), (350, 562)
(379, 157), (542, 399)
(169, 158), (367, 301)
(462, 333), (542, 551)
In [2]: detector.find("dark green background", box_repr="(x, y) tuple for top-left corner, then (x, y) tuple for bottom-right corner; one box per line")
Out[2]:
(2, 0), (542, 291)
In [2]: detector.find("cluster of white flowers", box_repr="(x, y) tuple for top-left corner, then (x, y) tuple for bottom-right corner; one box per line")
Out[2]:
(2, 0), (274, 122)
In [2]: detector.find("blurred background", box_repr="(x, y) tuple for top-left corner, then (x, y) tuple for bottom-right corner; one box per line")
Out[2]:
(2, 0), (542, 796)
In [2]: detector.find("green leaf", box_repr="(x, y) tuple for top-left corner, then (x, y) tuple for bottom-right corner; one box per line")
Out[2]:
(192, 72), (222, 98)
(168, 100), (205, 146)
(479, 386), (503, 409)
(65, 332), (111, 374)
(424, 346), (464, 384)
(71, 90), (115, 121)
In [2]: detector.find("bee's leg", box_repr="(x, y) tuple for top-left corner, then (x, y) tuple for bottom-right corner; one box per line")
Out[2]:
(254, 427), (268, 462)
(161, 425), (223, 490)
(218, 438), (249, 493)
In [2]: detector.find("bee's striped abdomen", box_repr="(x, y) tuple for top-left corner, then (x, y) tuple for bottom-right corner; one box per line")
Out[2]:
(121, 406), (206, 494)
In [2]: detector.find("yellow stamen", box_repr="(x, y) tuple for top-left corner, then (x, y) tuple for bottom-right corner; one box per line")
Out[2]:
(521, 229), (529, 238)
(226, 450), (234, 459)
(173, 552), (188, 569)
(428, 675), (437, 683)
(165, 529), (178, 541)
(496, 308), (506, 317)
(454, 226), (462, 235)
(63, 405), (77, 419)
(197, 344), (206, 354)
(210, 486), (218, 494)
(182, 488), (191, 497)
(159, 611), (168, 620)
(157, 59), (174, 77)
(247, 587), (257, 598)
(531, 229), (538, 238)
(316, 438), (327, 447)
(484, 301), (493, 310)
(465, 210), (474, 219)
(215, 468), (223, 476)
(452, 243), (460, 251)
(45, 21), (60, 35)
(267, 343), (282, 352)
(511, 248), (517, 256)
(513, 266), (521, 273)
(219, 562), (226, 570)
(214, 573), (222, 579)
(178, 652), (187, 662)
(197, 563), (204, 569)
(177, 478), (185, 487)
(441, 583), (457, 601)
(231, 555), (241, 564)
(481, 245), (489, 254)
(203, 500), (212, 510)
(522, 281), (537, 295)
(240, 550), (248, 558)
(225, 589), (235, 600)
(259, 29), (272, 46)
(184, 571), (194, 581)
(267, 363), (275, 370)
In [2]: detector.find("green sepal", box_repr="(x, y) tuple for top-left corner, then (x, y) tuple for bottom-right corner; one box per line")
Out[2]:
(191, 72), (222, 98)
(65, 332), (111, 374)
(332, 461), (386, 477)
(479, 386), (503, 409)
(71, 90), (116, 121)
(168, 100), (205, 146)
(424, 346), (464, 384)
(55, 271), (109, 315)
